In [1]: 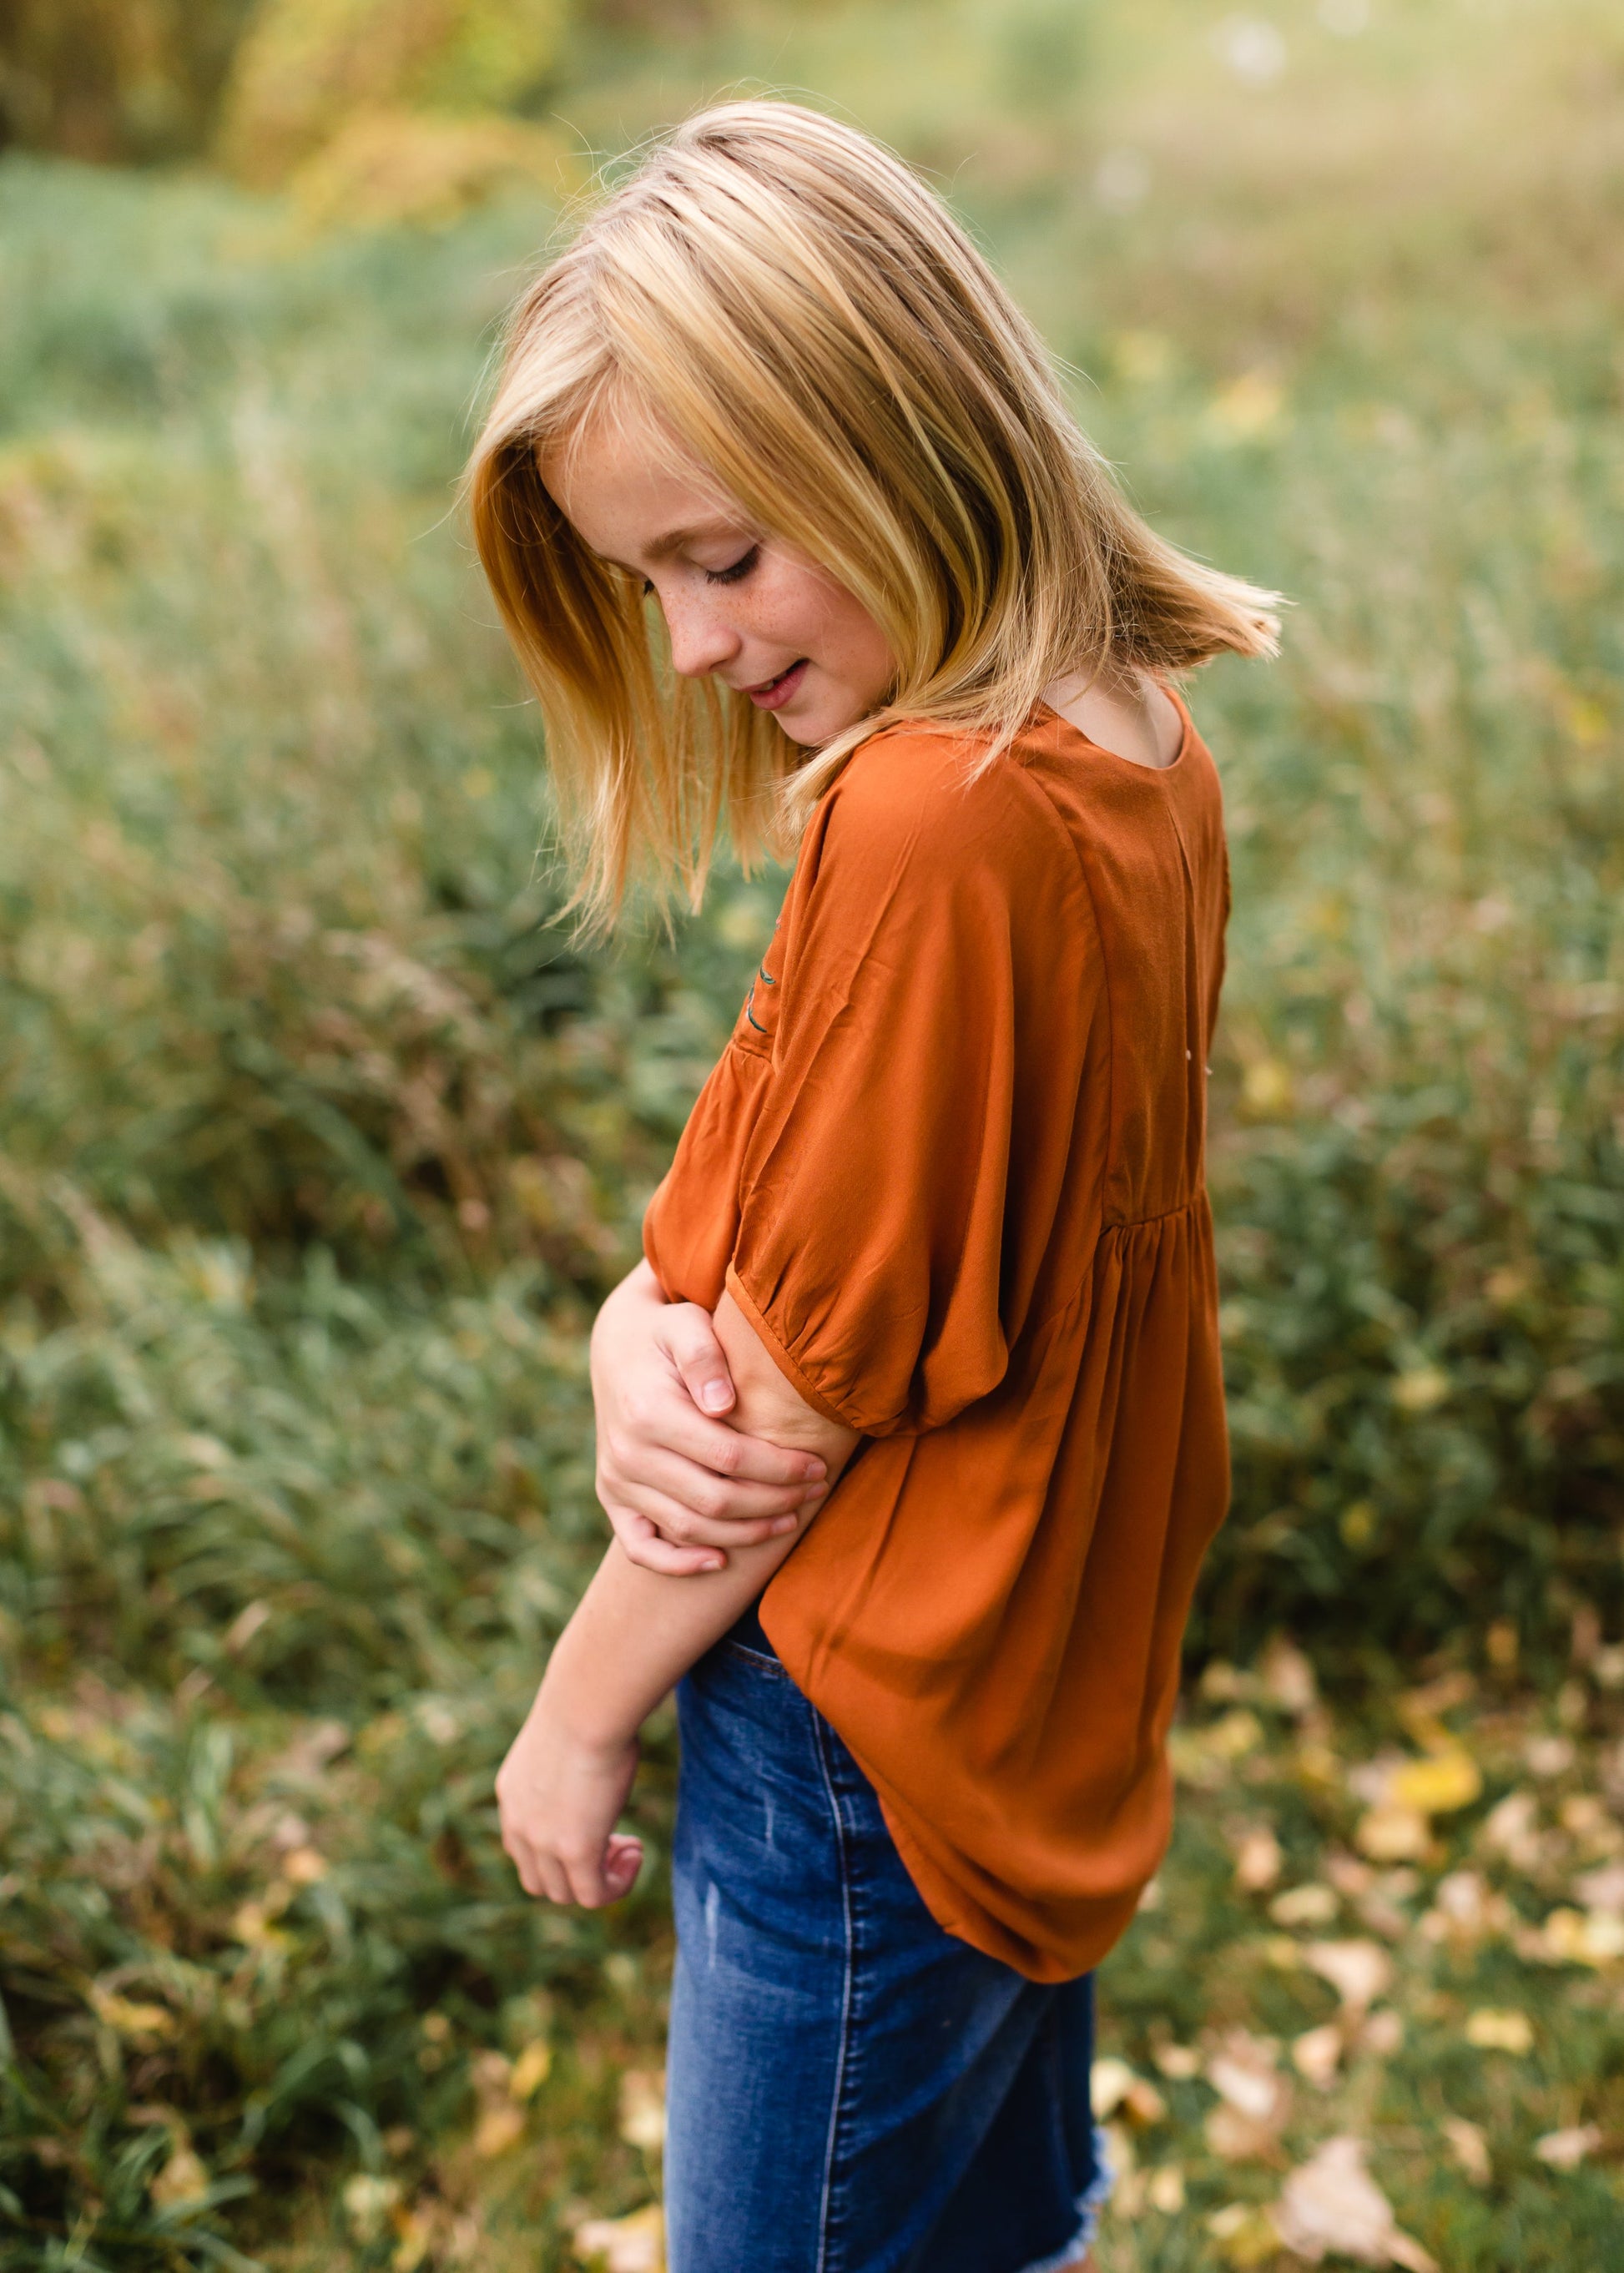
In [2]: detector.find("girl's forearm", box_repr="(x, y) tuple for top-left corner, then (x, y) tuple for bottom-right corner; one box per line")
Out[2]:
(537, 1530), (801, 1751)
(542, 1288), (860, 1752)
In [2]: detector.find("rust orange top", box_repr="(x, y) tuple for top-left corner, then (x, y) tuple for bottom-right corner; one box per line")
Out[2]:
(643, 695), (1231, 1982)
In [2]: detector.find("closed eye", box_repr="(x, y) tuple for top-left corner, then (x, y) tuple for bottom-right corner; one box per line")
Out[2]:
(705, 545), (759, 587)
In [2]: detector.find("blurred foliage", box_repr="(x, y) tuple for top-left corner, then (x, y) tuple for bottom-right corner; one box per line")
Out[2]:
(0, 0), (256, 164)
(219, 0), (573, 190)
(0, 0), (1621, 2262)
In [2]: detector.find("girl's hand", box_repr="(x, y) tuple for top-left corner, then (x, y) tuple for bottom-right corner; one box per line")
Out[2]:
(496, 1691), (643, 1908)
(591, 1261), (828, 1575)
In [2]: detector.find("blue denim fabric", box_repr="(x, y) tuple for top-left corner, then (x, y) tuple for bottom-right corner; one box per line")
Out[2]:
(664, 1634), (1111, 2273)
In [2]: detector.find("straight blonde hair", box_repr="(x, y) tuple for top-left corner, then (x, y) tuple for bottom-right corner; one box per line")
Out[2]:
(467, 98), (1279, 927)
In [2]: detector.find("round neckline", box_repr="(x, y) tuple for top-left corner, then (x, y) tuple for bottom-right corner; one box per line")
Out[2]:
(1035, 683), (1192, 778)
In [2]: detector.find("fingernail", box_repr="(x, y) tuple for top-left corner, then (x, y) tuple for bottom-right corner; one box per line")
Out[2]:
(700, 1381), (731, 1413)
(802, 1484), (828, 1504)
(771, 1517), (798, 1535)
(703, 1556), (725, 1571)
(804, 1460), (826, 1479)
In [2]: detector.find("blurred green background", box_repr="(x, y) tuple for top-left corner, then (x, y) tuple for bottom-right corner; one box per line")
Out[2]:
(1, 1), (1621, 2266)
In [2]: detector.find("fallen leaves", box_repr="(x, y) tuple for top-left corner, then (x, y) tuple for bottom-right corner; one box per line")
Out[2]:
(1526, 1905), (1624, 1967)
(618, 2069), (667, 2154)
(1533, 2124), (1603, 2170)
(572, 2204), (664, 2273)
(1303, 1938), (1393, 2018)
(1271, 1883), (1339, 1928)
(149, 2137), (209, 2211)
(1205, 2032), (1293, 2162)
(1351, 1744), (1480, 1863)
(1442, 2114), (1490, 2185)
(1272, 2136), (1437, 2270)
(1233, 1824), (1284, 1892)
(1171, 1709), (1266, 1788)
(509, 2037), (552, 2100)
(89, 1988), (176, 2042)
(1291, 2023), (1343, 2090)
(1091, 2058), (1166, 2125)
(1464, 2007), (1533, 2054)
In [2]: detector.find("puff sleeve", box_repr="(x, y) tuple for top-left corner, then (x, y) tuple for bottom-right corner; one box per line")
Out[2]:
(724, 734), (1097, 1438)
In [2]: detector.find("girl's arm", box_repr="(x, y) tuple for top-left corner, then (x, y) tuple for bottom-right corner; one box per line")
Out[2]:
(592, 1259), (835, 1575)
(496, 1293), (860, 1906)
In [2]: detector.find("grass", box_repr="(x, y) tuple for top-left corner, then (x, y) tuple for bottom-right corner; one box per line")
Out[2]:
(0, 0), (1621, 2262)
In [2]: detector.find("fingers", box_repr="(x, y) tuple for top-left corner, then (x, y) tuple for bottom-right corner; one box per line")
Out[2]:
(601, 1459), (821, 1547)
(602, 1835), (643, 1902)
(602, 1499), (725, 1575)
(660, 1302), (737, 1417)
(503, 1830), (571, 1905)
(504, 1819), (640, 1907)
(611, 1511), (729, 1577)
(566, 1834), (644, 1908)
(608, 1485), (810, 1556)
(616, 1391), (825, 1490)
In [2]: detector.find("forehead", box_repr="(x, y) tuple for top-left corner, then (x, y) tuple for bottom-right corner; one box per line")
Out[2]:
(541, 399), (743, 559)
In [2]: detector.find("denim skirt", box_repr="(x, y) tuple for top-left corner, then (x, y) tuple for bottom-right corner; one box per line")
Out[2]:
(664, 1624), (1110, 2273)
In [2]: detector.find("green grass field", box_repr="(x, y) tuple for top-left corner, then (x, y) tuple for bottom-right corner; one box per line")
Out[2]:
(1, 0), (1621, 2264)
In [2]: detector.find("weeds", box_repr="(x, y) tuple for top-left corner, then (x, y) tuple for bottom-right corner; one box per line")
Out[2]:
(1, 0), (1621, 2261)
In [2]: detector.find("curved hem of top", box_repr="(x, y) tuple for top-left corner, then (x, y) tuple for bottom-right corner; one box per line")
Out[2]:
(722, 1263), (869, 1434)
(1011, 2127), (1115, 2273)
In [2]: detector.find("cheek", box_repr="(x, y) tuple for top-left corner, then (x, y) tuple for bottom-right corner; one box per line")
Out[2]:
(761, 562), (891, 684)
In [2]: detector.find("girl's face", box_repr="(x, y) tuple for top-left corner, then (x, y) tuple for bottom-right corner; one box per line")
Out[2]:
(544, 407), (895, 747)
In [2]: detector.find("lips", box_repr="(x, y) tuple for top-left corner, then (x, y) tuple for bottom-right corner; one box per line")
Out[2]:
(742, 658), (808, 712)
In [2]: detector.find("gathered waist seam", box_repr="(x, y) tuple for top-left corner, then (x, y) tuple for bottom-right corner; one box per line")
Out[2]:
(1099, 1187), (1210, 1234)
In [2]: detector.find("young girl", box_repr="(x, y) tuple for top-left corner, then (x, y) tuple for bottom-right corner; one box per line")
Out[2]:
(470, 100), (1277, 2273)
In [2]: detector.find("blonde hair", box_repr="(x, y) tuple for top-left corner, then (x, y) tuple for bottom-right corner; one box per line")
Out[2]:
(467, 98), (1279, 926)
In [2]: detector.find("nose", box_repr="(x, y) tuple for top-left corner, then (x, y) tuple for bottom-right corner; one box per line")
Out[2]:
(662, 591), (742, 682)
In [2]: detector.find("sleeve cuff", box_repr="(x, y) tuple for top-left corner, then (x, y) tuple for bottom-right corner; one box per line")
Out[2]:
(723, 1264), (869, 1435)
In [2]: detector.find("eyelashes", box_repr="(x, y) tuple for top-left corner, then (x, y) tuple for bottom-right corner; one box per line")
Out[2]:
(705, 545), (759, 587)
(638, 544), (760, 601)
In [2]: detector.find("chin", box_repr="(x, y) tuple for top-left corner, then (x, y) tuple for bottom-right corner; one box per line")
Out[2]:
(779, 693), (868, 749)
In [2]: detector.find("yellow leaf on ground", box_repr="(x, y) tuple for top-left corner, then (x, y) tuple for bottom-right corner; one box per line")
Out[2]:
(472, 2104), (525, 2159)
(1354, 1805), (1430, 1862)
(1273, 2136), (1436, 2270)
(1304, 1938), (1393, 2015)
(1258, 1636), (1318, 1716)
(1443, 2117), (1490, 2185)
(1147, 2164), (1185, 2213)
(1207, 2201), (1284, 2267)
(1534, 2124), (1602, 2170)
(573, 2204), (664, 2273)
(1232, 1826), (1284, 1892)
(1208, 2034), (1287, 2124)
(1465, 2008), (1533, 2054)
(1292, 2024), (1343, 2089)
(150, 2144), (209, 2210)
(1092, 2058), (1136, 2119)
(509, 2039), (552, 2100)
(1206, 2032), (1291, 2160)
(342, 2175), (401, 2245)
(1389, 1750), (1481, 1816)
(91, 1991), (177, 2041)
(1271, 1883), (1339, 1928)
(1534, 1906), (1624, 1966)
(618, 2069), (667, 2154)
